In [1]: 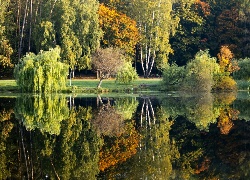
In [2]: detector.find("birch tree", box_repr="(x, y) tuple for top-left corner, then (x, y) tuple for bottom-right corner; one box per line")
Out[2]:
(127, 0), (178, 77)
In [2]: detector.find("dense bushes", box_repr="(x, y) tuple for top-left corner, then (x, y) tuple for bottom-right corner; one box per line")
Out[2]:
(162, 50), (220, 92)
(162, 63), (185, 91)
(233, 58), (250, 80)
(162, 49), (243, 92)
(183, 50), (220, 92)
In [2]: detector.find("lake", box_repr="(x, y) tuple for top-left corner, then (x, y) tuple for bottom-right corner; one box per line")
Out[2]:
(0, 92), (249, 179)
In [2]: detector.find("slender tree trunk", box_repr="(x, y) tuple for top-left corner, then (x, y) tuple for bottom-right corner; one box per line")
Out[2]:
(29, 132), (34, 179)
(148, 50), (155, 77)
(20, 121), (30, 179)
(141, 98), (155, 128)
(146, 99), (150, 127)
(97, 94), (103, 105)
(34, 0), (40, 24)
(140, 46), (145, 76)
(140, 99), (145, 127)
(28, 0), (33, 52)
(16, 0), (21, 51)
(97, 78), (103, 88)
(69, 68), (72, 86)
(18, 0), (29, 62)
(148, 98), (155, 124)
(50, 0), (58, 18)
(50, 158), (61, 180)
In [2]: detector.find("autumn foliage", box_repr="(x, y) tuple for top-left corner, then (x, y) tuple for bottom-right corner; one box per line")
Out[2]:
(195, 0), (211, 16)
(212, 46), (240, 91)
(98, 123), (140, 171)
(98, 4), (140, 56)
(217, 108), (238, 135)
(217, 46), (240, 73)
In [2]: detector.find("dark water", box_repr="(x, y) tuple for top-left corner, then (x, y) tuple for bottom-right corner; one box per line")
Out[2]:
(0, 92), (249, 179)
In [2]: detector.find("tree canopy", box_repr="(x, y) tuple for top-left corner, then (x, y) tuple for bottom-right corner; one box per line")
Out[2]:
(0, 0), (249, 79)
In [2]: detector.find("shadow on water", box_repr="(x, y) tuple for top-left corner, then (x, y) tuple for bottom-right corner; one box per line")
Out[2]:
(0, 91), (249, 179)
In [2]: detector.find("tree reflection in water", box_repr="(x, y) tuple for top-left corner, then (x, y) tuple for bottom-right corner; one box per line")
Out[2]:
(6, 95), (102, 179)
(15, 94), (69, 135)
(93, 95), (140, 172)
(0, 92), (249, 179)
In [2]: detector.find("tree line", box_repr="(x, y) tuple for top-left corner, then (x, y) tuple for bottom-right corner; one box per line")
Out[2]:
(0, 0), (250, 79)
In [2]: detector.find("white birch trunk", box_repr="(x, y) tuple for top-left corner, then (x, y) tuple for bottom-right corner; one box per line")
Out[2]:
(28, 0), (33, 52)
(18, 0), (29, 61)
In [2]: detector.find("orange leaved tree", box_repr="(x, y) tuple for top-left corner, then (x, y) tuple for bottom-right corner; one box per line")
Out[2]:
(213, 45), (240, 91)
(98, 4), (140, 57)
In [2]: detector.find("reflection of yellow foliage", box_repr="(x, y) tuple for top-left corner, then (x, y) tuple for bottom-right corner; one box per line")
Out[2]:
(186, 94), (219, 131)
(195, 157), (210, 174)
(0, 120), (13, 179)
(218, 112), (233, 135)
(0, 109), (14, 139)
(115, 97), (138, 120)
(0, 109), (14, 122)
(15, 95), (69, 135)
(99, 123), (140, 171)
(213, 92), (236, 105)
(217, 108), (239, 135)
(1, 121), (14, 139)
(213, 75), (237, 91)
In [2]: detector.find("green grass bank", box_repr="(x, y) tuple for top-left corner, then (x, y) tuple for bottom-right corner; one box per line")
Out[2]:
(0, 78), (249, 93)
(0, 78), (162, 93)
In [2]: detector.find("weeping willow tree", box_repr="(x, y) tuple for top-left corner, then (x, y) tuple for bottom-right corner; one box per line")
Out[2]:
(14, 46), (69, 93)
(15, 94), (69, 135)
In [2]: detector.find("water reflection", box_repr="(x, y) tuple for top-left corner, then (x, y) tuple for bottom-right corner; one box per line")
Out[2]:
(15, 94), (69, 135)
(0, 92), (249, 179)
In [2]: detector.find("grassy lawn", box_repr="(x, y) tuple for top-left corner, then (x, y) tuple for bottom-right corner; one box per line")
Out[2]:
(69, 78), (162, 93)
(1, 78), (248, 93)
(0, 78), (162, 93)
(70, 78), (161, 88)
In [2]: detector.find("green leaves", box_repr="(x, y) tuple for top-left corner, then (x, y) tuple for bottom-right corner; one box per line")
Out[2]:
(54, 0), (101, 70)
(233, 58), (250, 80)
(162, 50), (220, 92)
(0, 0), (13, 69)
(34, 21), (56, 53)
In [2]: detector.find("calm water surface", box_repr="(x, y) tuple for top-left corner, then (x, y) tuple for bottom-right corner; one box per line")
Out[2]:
(0, 92), (249, 179)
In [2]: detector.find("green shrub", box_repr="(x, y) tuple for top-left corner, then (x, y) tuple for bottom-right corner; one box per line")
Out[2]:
(116, 61), (138, 84)
(162, 50), (239, 92)
(162, 63), (186, 90)
(183, 50), (220, 92)
(236, 80), (250, 90)
(233, 58), (250, 80)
